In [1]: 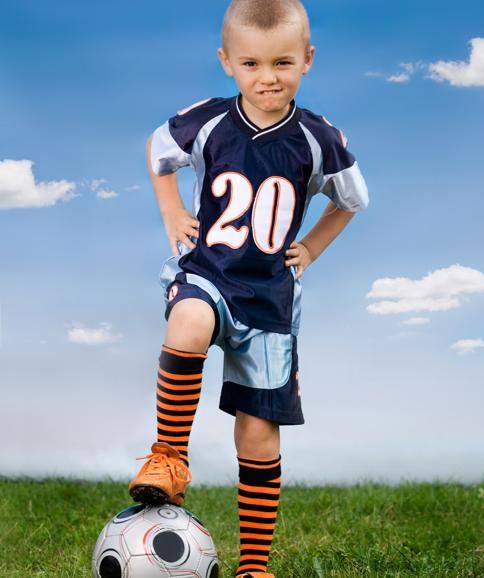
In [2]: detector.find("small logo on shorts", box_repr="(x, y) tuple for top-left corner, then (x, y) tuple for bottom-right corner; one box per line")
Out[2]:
(296, 371), (300, 396)
(168, 284), (179, 302)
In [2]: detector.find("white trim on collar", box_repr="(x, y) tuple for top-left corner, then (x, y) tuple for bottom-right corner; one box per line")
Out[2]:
(236, 95), (296, 140)
(235, 96), (259, 132)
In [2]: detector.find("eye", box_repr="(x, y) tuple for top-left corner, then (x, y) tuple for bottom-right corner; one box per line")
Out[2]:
(277, 60), (293, 66)
(243, 61), (257, 67)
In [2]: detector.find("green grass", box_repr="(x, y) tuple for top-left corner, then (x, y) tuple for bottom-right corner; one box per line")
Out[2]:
(0, 478), (483, 577)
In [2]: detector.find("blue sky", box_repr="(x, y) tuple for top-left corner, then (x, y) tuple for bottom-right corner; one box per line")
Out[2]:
(1, 0), (483, 484)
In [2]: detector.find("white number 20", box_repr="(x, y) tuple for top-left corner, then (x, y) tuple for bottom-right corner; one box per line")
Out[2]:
(205, 171), (296, 255)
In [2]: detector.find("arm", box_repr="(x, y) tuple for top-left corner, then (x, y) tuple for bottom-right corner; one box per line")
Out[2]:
(147, 134), (184, 218)
(300, 200), (355, 260)
(285, 200), (355, 279)
(285, 117), (369, 278)
(146, 134), (199, 256)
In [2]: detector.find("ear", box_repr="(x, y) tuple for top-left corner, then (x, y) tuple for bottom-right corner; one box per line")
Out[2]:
(302, 45), (315, 75)
(217, 47), (234, 77)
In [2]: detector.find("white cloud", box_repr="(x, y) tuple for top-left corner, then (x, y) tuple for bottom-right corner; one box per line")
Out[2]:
(427, 37), (484, 87)
(400, 62), (415, 74)
(125, 184), (141, 191)
(96, 189), (118, 199)
(387, 73), (410, 83)
(366, 264), (484, 315)
(402, 317), (430, 325)
(80, 178), (119, 200)
(0, 159), (78, 210)
(386, 61), (426, 83)
(89, 178), (107, 190)
(400, 61), (426, 75)
(367, 39), (484, 87)
(451, 339), (484, 355)
(67, 322), (123, 345)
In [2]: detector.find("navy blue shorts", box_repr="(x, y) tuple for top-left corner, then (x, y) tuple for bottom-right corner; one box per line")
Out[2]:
(160, 255), (304, 426)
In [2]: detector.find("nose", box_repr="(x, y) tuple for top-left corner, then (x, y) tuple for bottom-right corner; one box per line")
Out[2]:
(259, 66), (278, 85)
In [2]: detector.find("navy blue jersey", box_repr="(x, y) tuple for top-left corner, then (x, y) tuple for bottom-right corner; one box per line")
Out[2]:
(150, 94), (369, 334)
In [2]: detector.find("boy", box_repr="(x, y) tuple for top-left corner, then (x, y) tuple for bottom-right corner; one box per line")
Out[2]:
(129, 1), (369, 576)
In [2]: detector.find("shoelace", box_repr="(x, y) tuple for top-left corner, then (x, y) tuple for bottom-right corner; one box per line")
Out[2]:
(135, 452), (192, 483)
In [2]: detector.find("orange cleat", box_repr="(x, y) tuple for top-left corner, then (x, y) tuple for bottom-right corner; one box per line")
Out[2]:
(235, 572), (275, 578)
(128, 442), (192, 506)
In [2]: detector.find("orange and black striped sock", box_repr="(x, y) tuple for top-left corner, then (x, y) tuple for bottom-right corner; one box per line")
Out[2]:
(156, 344), (207, 468)
(235, 454), (282, 577)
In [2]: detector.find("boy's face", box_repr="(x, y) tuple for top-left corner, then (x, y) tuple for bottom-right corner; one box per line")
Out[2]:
(218, 22), (314, 119)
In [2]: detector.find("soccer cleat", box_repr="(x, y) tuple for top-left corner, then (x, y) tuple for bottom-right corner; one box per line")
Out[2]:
(128, 442), (192, 506)
(236, 573), (275, 578)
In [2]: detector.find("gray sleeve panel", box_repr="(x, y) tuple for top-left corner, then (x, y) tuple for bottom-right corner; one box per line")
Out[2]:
(321, 161), (369, 212)
(150, 121), (191, 176)
(299, 120), (369, 213)
(191, 111), (229, 218)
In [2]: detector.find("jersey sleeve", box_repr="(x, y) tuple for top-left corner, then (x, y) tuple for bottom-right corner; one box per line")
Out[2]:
(318, 120), (369, 212)
(149, 98), (214, 176)
(150, 120), (191, 176)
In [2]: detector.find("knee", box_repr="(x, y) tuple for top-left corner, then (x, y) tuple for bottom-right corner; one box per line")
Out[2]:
(165, 298), (216, 352)
(234, 411), (280, 459)
(170, 298), (215, 331)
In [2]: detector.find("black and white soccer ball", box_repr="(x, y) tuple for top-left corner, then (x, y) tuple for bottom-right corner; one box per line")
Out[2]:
(92, 503), (219, 578)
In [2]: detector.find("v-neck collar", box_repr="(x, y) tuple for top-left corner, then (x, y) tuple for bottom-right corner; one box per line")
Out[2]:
(229, 93), (300, 143)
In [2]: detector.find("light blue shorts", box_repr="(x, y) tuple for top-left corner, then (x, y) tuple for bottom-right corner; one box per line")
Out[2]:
(158, 252), (304, 426)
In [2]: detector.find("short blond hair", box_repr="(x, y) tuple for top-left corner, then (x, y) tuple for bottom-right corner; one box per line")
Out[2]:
(222, 0), (311, 53)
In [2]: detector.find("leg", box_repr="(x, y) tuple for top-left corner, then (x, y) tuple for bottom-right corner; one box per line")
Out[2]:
(234, 410), (281, 577)
(156, 298), (216, 465)
(129, 297), (216, 506)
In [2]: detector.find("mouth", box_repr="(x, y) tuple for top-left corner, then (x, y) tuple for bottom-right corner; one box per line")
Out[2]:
(258, 89), (283, 95)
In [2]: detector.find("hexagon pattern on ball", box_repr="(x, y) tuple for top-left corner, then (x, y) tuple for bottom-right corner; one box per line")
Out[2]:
(92, 503), (219, 578)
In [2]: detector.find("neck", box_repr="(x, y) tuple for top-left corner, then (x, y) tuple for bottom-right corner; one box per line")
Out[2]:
(239, 95), (292, 129)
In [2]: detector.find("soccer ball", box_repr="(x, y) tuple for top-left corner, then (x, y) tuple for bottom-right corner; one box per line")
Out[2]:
(92, 503), (219, 578)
